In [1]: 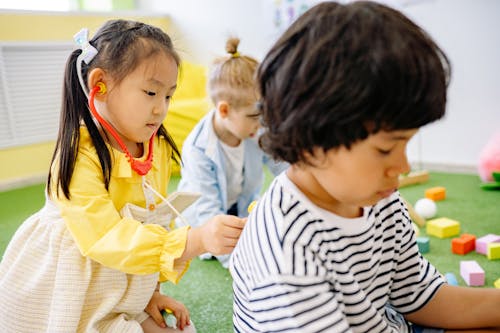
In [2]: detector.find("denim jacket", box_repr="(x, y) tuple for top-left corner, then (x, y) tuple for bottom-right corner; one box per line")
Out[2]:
(177, 110), (287, 228)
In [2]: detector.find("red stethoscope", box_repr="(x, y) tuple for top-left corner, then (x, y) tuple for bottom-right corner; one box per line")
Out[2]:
(88, 83), (154, 176)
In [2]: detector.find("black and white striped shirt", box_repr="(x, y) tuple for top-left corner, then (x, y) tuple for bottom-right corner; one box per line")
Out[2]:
(230, 173), (444, 332)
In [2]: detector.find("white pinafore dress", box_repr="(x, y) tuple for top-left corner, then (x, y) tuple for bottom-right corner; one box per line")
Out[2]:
(0, 178), (175, 332)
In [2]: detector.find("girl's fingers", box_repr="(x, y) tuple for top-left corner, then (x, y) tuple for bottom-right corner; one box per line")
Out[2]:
(226, 227), (245, 240)
(183, 309), (190, 327)
(223, 217), (247, 229)
(177, 311), (189, 330)
(151, 310), (166, 328)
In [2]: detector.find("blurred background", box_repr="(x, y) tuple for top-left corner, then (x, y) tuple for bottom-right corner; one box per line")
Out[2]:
(1, 0), (499, 191)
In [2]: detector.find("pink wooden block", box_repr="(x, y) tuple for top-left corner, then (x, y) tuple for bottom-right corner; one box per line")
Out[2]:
(476, 234), (500, 255)
(460, 260), (485, 286)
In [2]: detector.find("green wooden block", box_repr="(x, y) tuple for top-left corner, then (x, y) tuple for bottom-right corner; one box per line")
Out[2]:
(417, 237), (430, 253)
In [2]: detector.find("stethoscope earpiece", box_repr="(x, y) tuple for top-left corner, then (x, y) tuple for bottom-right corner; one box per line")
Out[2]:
(95, 82), (107, 94)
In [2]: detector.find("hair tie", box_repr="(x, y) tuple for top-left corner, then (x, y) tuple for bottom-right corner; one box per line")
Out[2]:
(231, 52), (240, 58)
(74, 28), (98, 98)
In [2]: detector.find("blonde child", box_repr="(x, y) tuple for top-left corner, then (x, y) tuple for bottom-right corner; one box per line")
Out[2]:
(230, 2), (500, 332)
(177, 38), (287, 268)
(0, 20), (245, 333)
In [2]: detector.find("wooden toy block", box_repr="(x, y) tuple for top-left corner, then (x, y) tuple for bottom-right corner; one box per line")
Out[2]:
(399, 170), (429, 188)
(451, 234), (476, 255)
(416, 237), (430, 253)
(426, 217), (460, 238)
(425, 186), (446, 201)
(444, 272), (458, 286)
(487, 242), (500, 260)
(402, 197), (426, 227)
(476, 234), (500, 255)
(495, 278), (500, 289)
(460, 260), (485, 286)
(412, 223), (420, 237)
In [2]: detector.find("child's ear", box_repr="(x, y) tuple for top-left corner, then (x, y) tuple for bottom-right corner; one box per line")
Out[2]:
(303, 147), (327, 167)
(87, 68), (108, 100)
(217, 101), (230, 118)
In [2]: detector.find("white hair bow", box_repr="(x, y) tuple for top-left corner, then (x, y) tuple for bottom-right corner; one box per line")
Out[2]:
(74, 28), (98, 64)
(73, 28), (98, 98)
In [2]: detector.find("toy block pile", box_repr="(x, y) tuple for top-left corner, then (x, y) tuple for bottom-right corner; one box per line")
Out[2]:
(448, 234), (500, 287)
(405, 181), (500, 288)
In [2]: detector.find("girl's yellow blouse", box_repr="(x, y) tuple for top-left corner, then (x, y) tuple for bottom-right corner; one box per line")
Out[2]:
(51, 127), (189, 283)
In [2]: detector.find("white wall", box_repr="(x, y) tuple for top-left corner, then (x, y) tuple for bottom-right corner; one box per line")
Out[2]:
(139, 0), (275, 64)
(401, 0), (500, 172)
(140, 0), (500, 172)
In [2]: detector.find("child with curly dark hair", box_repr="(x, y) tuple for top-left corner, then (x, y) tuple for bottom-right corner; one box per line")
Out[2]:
(230, 2), (500, 332)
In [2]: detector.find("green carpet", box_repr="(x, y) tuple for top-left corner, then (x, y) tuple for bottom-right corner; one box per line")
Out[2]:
(0, 183), (46, 254)
(1, 171), (499, 333)
(398, 172), (500, 286)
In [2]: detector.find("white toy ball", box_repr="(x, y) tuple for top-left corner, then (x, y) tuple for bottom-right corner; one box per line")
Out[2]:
(414, 198), (437, 219)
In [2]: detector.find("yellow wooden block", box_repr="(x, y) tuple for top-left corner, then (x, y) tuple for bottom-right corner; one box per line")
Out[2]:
(487, 242), (500, 260)
(494, 278), (500, 289)
(426, 217), (460, 238)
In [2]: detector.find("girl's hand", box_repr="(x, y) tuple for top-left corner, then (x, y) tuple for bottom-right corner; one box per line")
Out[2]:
(181, 214), (246, 261)
(200, 214), (246, 255)
(145, 290), (191, 330)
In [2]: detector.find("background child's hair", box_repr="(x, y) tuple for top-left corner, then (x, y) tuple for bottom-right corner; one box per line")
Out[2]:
(48, 19), (181, 199)
(258, 1), (451, 165)
(208, 37), (259, 107)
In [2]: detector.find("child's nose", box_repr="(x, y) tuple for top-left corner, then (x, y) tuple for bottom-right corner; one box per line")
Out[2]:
(153, 101), (168, 116)
(386, 154), (411, 178)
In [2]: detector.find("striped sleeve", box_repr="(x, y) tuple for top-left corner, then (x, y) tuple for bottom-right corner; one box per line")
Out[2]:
(388, 196), (445, 314)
